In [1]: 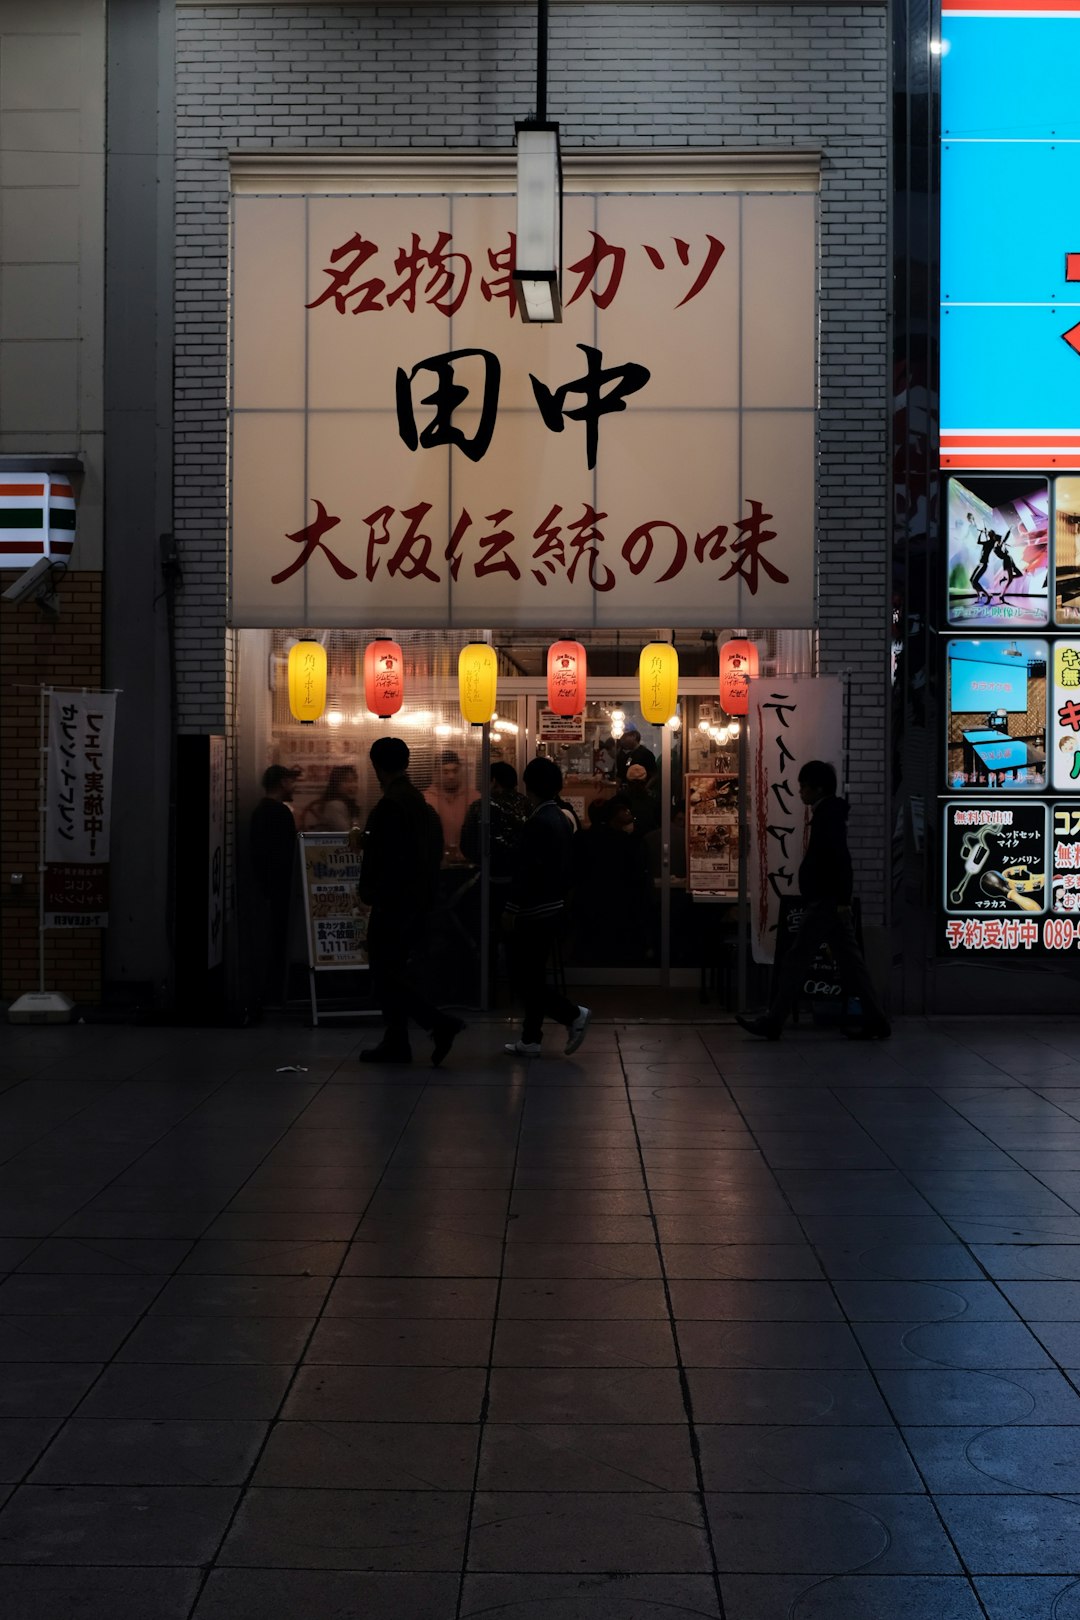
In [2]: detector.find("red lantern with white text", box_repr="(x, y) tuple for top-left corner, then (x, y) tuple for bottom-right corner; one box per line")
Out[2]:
(363, 639), (404, 718)
(719, 638), (759, 716)
(547, 640), (587, 716)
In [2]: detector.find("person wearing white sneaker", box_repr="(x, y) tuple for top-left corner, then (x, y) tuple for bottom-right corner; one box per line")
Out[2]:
(501, 757), (588, 1059)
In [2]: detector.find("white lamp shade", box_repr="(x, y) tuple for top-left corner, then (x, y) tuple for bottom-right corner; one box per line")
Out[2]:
(515, 125), (561, 323)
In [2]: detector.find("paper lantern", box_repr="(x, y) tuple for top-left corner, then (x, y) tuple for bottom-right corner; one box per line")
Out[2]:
(547, 640), (587, 716)
(287, 639), (327, 724)
(363, 639), (404, 718)
(638, 642), (679, 725)
(459, 642), (498, 725)
(719, 638), (759, 716)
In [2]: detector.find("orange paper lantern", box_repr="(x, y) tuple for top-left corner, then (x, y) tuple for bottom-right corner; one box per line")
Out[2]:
(363, 639), (404, 718)
(546, 640), (587, 716)
(719, 638), (759, 716)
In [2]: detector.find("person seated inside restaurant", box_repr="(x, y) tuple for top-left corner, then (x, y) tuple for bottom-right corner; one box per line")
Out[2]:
(424, 749), (479, 864)
(571, 793), (653, 965)
(623, 762), (659, 836)
(615, 727), (657, 783)
(460, 761), (531, 884)
(299, 764), (362, 832)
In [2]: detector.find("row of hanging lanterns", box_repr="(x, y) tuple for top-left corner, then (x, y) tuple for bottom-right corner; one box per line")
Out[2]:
(288, 635), (760, 727)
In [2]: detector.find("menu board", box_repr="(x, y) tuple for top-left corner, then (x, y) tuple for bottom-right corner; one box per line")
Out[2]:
(685, 772), (739, 894)
(537, 708), (586, 744)
(298, 833), (369, 969)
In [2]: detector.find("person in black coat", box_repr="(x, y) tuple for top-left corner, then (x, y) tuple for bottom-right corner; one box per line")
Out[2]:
(249, 763), (300, 1004)
(503, 756), (591, 1058)
(737, 759), (890, 1041)
(357, 736), (464, 1066)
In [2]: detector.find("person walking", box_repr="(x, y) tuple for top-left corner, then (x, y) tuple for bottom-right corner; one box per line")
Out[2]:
(736, 759), (891, 1041)
(358, 736), (465, 1066)
(503, 756), (591, 1058)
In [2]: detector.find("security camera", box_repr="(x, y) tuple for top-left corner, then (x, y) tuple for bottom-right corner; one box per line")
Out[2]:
(1, 556), (67, 606)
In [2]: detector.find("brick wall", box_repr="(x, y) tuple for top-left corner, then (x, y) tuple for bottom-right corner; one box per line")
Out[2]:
(0, 574), (103, 1003)
(175, 1), (889, 918)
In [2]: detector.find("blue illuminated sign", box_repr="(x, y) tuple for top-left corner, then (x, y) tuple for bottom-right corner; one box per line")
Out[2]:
(941, 2), (1080, 470)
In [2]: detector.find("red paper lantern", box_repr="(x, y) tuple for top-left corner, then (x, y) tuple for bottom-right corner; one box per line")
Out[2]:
(547, 640), (587, 716)
(363, 639), (404, 718)
(719, 638), (759, 716)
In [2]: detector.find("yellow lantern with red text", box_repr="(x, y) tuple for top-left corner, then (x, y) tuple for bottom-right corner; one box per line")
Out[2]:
(719, 638), (759, 716)
(638, 642), (679, 725)
(459, 642), (498, 725)
(287, 638), (327, 724)
(363, 639), (404, 718)
(547, 640), (587, 716)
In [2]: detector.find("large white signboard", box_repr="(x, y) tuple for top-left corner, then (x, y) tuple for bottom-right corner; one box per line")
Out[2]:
(229, 183), (817, 629)
(45, 692), (117, 865)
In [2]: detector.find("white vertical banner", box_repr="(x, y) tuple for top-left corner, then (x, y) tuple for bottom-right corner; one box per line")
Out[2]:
(45, 692), (117, 864)
(747, 675), (844, 964)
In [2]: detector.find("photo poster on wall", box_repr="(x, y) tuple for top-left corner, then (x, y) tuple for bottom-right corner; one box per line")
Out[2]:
(945, 638), (1047, 791)
(945, 476), (1049, 630)
(1056, 478), (1080, 624)
(685, 772), (739, 894)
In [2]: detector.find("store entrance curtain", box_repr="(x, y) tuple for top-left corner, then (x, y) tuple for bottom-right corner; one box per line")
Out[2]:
(747, 675), (843, 964)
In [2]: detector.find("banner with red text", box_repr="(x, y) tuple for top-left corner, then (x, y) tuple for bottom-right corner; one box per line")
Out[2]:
(229, 185), (817, 629)
(747, 676), (843, 963)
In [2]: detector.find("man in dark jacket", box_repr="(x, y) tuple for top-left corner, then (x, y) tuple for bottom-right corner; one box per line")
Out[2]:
(249, 763), (300, 1004)
(736, 759), (890, 1041)
(503, 756), (591, 1058)
(358, 736), (464, 1066)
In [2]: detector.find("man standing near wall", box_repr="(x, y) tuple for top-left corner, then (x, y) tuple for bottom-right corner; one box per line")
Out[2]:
(359, 736), (465, 1066)
(503, 756), (591, 1059)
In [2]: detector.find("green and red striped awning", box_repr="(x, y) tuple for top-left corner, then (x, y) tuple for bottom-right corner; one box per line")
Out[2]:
(0, 474), (76, 567)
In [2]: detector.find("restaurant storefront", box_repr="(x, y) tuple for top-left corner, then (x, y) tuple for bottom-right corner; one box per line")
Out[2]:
(158, 1), (891, 1021)
(226, 151), (830, 1011)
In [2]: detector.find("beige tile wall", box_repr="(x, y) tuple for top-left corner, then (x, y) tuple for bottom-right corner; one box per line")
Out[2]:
(0, 0), (104, 568)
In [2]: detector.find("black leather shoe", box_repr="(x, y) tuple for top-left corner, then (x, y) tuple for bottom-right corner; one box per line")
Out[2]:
(735, 1014), (781, 1041)
(844, 1020), (892, 1041)
(359, 1042), (412, 1064)
(431, 1015), (465, 1067)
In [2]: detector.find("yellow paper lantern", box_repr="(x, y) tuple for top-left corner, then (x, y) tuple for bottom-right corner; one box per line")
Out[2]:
(459, 642), (498, 725)
(287, 638), (327, 724)
(638, 641), (679, 725)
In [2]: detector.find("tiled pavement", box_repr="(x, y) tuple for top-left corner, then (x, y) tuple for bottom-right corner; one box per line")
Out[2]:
(1, 1018), (1080, 1617)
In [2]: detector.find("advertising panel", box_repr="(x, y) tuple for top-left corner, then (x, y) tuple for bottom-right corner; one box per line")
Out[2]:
(230, 184), (818, 629)
(946, 638), (1046, 790)
(940, 3), (1080, 472)
(945, 477), (1048, 629)
(298, 834), (369, 968)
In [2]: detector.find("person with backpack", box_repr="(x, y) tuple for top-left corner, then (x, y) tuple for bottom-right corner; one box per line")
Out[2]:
(503, 755), (591, 1058)
(357, 735), (465, 1066)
